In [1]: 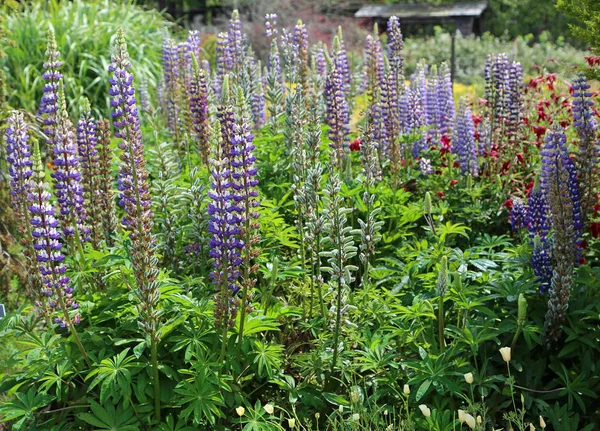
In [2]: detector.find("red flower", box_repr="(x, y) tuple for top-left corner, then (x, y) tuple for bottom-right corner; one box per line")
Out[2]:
(546, 73), (557, 91)
(585, 55), (600, 67)
(516, 153), (524, 164)
(590, 222), (600, 238)
(450, 179), (458, 186)
(593, 204), (600, 217)
(472, 114), (482, 127)
(349, 137), (362, 152)
(559, 119), (570, 128)
(504, 198), (514, 210)
(533, 125), (547, 140)
(525, 180), (535, 196)
(437, 191), (445, 198)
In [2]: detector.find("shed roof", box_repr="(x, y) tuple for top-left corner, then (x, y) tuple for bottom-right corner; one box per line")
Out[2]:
(355, 1), (488, 19)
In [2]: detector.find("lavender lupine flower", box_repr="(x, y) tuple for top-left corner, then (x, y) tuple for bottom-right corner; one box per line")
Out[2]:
(419, 157), (433, 175)
(265, 39), (285, 131)
(526, 178), (551, 240)
(41, 28), (63, 149)
(572, 73), (599, 224)
(52, 84), (90, 244)
(370, 95), (389, 164)
(509, 198), (527, 230)
(214, 31), (231, 95)
(190, 55), (210, 165)
(109, 29), (160, 340)
(387, 16), (404, 78)
(186, 30), (202, 70)
(405, 86), (426, 158)
(313, 43), (327, 77)
(227, 10), (244, 75)
(28, 142), (80, 327)
(162, 37), (181, 137)
(251, 61), (266, 130)
(437, 62), (455, 135)
(541, 128), (582, 345)
(452, 98), (478, 176)
(325, 62), (350, 169)
(425, 65), (440, 139)
(541, 127), (583, 258)
(6, 112), (33, 212)
(96, 119), (117, 246)
(265, 13), (278, 38)
(77, 99), (102, 247)
(333, 29), (351, 92)
(364, 34), (385, 105)
(293, 20), (310, 92)
(5, 113), (46, 305)
(485, 54), (510, 124)
(382, 73), (401, 167)
(505, 61), (523, 136)
(138, 79), (151, 113)
(531, 234), (552, 293)
(210, 78), (242, 327)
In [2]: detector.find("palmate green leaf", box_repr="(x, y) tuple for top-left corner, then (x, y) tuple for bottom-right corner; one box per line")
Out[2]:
(78, 401), (138, 431)
(438, 221), (471, 243)
(239, 315), (280, 336)
(251, 340), (284, 378)
(85, 348), (141, 406)
(174, 371), (225, 425)
(0, 388), (55, 430)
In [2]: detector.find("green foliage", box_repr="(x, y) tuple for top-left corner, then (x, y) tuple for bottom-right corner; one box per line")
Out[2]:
(0, 0), (174, 117)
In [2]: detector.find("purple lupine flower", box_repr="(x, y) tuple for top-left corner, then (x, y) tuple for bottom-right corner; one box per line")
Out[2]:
(382, 72), (400, 163)
(452, 98), (478, 176)
(419, 158), (433, 175)
(370, 98), (389, 160)
(186, 30), (202, 70)
(28, 141), (80, 326)
(541, 127), (583, 257)
(531, 234), (552, 294)
(227, 10), (244, 74)
(405, 85), (426, 158)
(437, 62), (455, 135)
(96, 119), (117, 246)
(190, 55), (210, 164)
(526, 178), (551, 240)
(325, 62), (350, 169)
(313, 43), (327, 77)
(52, 84), (90, 243)
(364, 34), (385, 103)
(162, 37), (180, 137)
(505, 61), (523, 135)
(251, 62), (266, 130)
(333, 29), (351, 92)
(77, 100), (102, 247)
(109, 29), (159, 339)
(509, 198), (527, 230)
(485, 54), (510, 123)
(572, 73), (599, 223)
(6, 112), (33, 211)
(265, 13), (278, 38)
(293, 20), (310, 89)
(425, 66), (440, 139)
(387, 16), (404, 77)
(40, 28), (63, 148)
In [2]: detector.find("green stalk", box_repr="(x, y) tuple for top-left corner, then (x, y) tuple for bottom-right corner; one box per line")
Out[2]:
(151, 339), (160, 421)
(330, 277), (343, 374)
(263, 257), (279, 316)
(438, 295), (445, 352)
(57, 294), (91, 368)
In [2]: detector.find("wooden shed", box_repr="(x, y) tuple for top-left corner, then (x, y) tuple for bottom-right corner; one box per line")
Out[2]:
(355, 1), (488, 36)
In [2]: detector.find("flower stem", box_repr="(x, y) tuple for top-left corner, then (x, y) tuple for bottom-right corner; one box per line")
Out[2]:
(151, 338), (161, 421)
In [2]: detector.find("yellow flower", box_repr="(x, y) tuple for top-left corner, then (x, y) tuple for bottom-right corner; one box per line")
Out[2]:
(288, 418), (296, 428)
(477, 415), (482, 424)
(352, 413), (360, 421)
(464, 413), (476, 429)
(264, 404), (274, 414)
(458, 409), (466, 423)
(499, 346), (512, 363)
(235, 406), (245, 417)
(464, 372), (474, 384)
(403, 384), (410, 395)
(539, 416), (546, 429)
(529, 423), (536, 431)
(418, 404), (431, 417)
(315, 412), (320, 420)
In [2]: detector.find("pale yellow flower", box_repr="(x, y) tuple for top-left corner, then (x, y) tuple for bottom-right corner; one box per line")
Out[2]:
(500, 346), (512, 363)
(458, 409), (466, 423)
(263, 404), (274, 415)
(540, 416), (546, 429)
(403, 384), (410, 394)
(477, 415), (482, 424)
(464, 372), (474, 384)
(529, 423), (536, 431)
(235, 406), (245, 417)
(288, 418), (296, 428)
(418, 404), (431, 417)
(352, 413), (360, 421)
(464, 413), (476, 429)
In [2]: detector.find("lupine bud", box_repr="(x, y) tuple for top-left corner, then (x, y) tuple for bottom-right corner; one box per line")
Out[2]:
(500, 346), (511, 363)
(517, 293), (527, 326)
(236, 406), (245, 417)
(464, 372), (474, 384)
(423, 192), (432, 215)
(264, 404), (274, 414)
(458, 409), (466, 423)
(464, 413), (476, 429)
(288, 418), (296, 428)
(418, 404), (431, 417)
(437, 256), (449, 297)
(539, 416), (546, 429)
(403, 384), (410, 395)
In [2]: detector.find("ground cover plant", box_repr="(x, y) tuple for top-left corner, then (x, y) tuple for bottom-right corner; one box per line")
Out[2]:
(0, 1), (600, 430)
